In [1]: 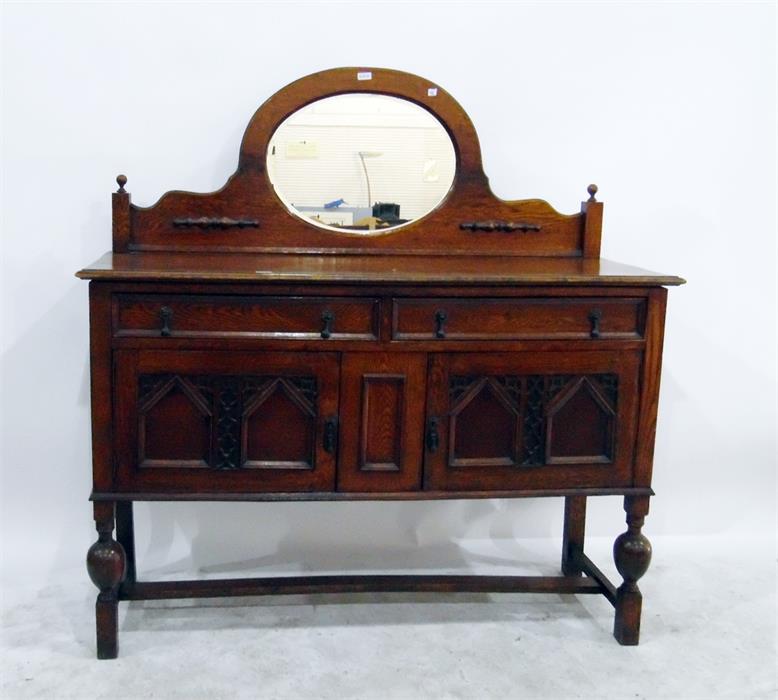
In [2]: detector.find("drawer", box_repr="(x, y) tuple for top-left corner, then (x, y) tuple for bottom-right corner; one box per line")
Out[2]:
(392, 297), (645, 340)
(115, 295), (379, 340)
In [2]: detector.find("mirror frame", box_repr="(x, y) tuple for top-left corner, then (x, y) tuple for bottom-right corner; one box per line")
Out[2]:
(240, 68), (479, 187)
(120, 67), (595, 258)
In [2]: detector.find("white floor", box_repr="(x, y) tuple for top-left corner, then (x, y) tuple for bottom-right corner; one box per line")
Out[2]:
(1, 535), (775, 700)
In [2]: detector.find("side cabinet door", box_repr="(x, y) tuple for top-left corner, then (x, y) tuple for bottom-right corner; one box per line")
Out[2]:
(114, 350), (339, 493)
(424, 351), (640, 491)
(338, 353), (427, 492)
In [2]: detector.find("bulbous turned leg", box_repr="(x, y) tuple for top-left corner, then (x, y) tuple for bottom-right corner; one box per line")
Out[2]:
(613, 495), (652, 645)
(86, 502), (126, 659)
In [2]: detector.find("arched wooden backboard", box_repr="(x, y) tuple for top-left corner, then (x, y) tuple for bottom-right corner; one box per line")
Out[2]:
(113, 67), (602, 257)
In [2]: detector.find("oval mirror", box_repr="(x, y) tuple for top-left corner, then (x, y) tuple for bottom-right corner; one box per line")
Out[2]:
(267, 93), (456, 233)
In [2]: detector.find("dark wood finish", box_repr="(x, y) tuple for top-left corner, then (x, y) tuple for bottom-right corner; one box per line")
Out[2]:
(113, 68), (603, 258)
(613, 495), (652, 645)
(86, 502), (126, 660)
(115, 501), (136, 593)
(572, 549), (617, 604)
(78, 67), (682, 657)
(123, 574), (606, 600)
(393, 297), (645, 340)
(424, 352), (640, 491)
(561, 496), (587, 576)
(114, 351), (340, 492)
(633, 287), (669, 487)
(91, 486), (654, 502)
(115, 294), (379, 340)
(338, 353), (427, 492)
(460, 221), (542, 233)
(172, 217), (260, 230)
(77, 252), (684, 286)
(581, 189), (604, 259)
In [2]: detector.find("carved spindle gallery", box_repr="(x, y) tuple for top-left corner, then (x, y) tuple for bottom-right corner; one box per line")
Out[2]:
(460, 221), (542, 233)
(172, 217), (260, 230)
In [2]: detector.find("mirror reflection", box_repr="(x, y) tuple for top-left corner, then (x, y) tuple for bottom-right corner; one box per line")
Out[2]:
(267, 93), (456, 232)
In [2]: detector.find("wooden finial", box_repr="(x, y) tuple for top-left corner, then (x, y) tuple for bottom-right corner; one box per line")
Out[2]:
(587, 184), (598, 202)
(116, 174), (128, 193)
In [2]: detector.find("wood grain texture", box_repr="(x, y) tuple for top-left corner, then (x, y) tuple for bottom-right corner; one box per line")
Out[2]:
(613, 495), (652, 645)
(393, 297), (645, 340)
(78, 251), (685, 286)
(112, 191), (131, 253)
(122, 573), (609, 600)
(115, 294), (379, 340)
(424, 352), (641, 492)
(581, 199), (603, 259)
(91, 487), (655, 502)
(77, 67), (682, 656)
(87, 502), (125, 660)
(113, 351), (340, 493)
(119, 68), (592, 257)
(338, 353), (426, 492)
(88, 284), (114, 492)
(632, 288), (669, 487)
(561, 496), (587, 576)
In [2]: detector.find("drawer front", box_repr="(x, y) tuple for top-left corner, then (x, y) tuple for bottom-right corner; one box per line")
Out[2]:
(115, 295), (379, 340)
(393, 298), (645, 340)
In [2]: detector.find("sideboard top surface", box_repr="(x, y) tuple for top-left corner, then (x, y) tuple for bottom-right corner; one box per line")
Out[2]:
(77, 252), (685, 286)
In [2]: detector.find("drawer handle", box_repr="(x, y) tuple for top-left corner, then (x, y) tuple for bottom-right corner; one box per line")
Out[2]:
(320, 310), (334, 339)
(323, 416), (338, 453)
(434, 309), (448, 339)
(159, 306), (173, 337)
(589, 309), (602, 338)
(426, 417), (440, 453)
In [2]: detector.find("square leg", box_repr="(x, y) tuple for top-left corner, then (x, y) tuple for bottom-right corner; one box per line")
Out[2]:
(561, 496), (587, 576)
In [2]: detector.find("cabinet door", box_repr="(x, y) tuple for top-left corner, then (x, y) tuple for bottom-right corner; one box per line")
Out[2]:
(425, 352), (640, 491)
(114, 350), (339, 493)
(338, 353), (427, 492)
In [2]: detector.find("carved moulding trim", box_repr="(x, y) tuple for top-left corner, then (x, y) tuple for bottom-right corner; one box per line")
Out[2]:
(172, 217), (260, 230)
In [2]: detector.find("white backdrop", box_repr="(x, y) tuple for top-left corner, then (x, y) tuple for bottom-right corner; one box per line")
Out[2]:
(1, 2), (775, 587)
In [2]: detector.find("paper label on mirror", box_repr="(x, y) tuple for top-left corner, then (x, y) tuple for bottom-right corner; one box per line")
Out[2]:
(427, 88), (438, 96)
(357, 71), (372, 81)
(285, 141), (319, 159)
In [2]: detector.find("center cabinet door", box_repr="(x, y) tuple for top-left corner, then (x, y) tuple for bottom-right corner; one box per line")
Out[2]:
(337, 353), (427, 492)
(114, 350), (339, 493)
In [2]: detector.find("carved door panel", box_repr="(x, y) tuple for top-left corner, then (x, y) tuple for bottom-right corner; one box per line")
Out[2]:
(337, 353), (427, 492)
(424, 351), (640, 491)
(114, 350), (339, 493)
